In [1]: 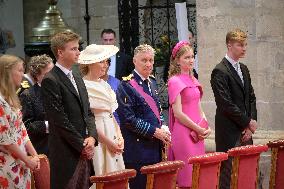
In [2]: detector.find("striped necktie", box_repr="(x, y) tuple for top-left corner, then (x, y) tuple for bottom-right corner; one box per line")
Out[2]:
(67, 71), (79, 94)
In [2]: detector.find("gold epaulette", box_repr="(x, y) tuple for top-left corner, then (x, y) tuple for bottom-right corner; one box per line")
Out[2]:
(122, 74), (134, 81)
(21, 81), (30, 89)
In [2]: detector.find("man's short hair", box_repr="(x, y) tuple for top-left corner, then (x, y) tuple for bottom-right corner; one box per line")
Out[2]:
(226, 29), (247, 45)
(50, 31), (80, 58)
(133, 44), (156, 56)
(101, 29), (116, 38)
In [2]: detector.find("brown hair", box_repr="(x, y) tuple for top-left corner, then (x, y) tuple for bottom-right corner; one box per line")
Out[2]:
(50, 31), (80, 58)
(226, 29), (247, 45)
(79, 64), (90, 76)
(168, 45), (193, 79)
(101, 29), (116, 38)
(0, 55), (23, 109)
(29, 54), (53, 82)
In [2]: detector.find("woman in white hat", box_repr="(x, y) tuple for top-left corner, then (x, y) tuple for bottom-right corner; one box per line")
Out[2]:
(78, 44), (125, 179)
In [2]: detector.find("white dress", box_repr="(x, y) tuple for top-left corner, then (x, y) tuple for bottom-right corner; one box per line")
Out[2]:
(83, 79), (125, 179)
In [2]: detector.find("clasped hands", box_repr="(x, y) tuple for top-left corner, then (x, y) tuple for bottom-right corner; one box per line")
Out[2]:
(106, 137), (124, 155)
(26, 155), (40, 171)
(81, 137), (96, 159)
(154, 128), (171, 145)
(242, 119), (258, 142)
(196, 127), (211, 140)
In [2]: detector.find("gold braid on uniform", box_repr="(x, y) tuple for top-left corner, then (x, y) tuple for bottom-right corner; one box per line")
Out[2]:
(122, 74), (134, 81)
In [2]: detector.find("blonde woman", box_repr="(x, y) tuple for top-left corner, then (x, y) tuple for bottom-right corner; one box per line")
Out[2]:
(78, 44), (125, 179)
(0, 55), (40, 189)
(167, 41), (211, 189)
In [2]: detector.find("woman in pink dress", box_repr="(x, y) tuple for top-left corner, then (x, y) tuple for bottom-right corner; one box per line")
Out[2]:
(167, 41), (211, 189)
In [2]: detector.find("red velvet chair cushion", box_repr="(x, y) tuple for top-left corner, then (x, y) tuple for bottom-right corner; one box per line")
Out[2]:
(228, 144), (268, 156)
(140, 161), (185, 189)
(33, 154), (50, 189)
(267, 139), (284, 148)
(188, 152), (228, 164)
(275, 148), (284, 189)
(268, 140), (284, 189)
(228, 145), (268, 189)
(90, 169), (136, 189)
(140, 160), (184, 174)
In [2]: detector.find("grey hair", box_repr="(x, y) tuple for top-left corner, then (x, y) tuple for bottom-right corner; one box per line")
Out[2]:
(133, 44), (156, 56)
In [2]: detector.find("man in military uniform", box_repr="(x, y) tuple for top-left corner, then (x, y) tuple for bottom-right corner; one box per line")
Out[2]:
(17, 62), (35, 95)
(116, 44), (171, 189)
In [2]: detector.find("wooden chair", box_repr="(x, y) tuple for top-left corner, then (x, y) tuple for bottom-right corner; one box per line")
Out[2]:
(140, 160), (184, 189)
(267, 139), (284, 189)
(188, 152), (228, 189)
(90, 169), (136, 189)
(228, 144), (268, 189)
(32, 154), (50, 189)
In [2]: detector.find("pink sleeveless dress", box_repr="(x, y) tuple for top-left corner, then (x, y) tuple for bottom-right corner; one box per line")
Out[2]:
(168, 74), (205, 187)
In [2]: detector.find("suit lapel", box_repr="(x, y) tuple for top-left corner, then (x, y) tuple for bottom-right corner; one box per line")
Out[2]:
(73, 72), (88, 109)
(240, 63), (250, 94)
(54, 67), (81, 100)
(222, 58), (244, 91)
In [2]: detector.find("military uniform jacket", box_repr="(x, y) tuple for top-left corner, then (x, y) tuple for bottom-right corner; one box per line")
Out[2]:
(116, 71), (163, 164)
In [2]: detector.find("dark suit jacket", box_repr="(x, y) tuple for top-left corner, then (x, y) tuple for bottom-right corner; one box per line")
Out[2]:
(115, 52), (134, 80)
(41, 66), (98, 189)
(211, 58), (257, 152)
(19, 83), (49, 155)
(116, 71), (162, 164)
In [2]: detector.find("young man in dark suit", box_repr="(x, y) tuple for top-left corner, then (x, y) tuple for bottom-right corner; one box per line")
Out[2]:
(41, 31), (98, 189)
(210, 29), (258, 189)
(101, 29), (133, 80)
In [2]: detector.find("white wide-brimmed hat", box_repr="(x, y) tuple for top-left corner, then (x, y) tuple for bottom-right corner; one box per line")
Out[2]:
(78, 44), (119, 64)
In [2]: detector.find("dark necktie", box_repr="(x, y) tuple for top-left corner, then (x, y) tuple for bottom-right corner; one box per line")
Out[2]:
(143, 79), (152, 96)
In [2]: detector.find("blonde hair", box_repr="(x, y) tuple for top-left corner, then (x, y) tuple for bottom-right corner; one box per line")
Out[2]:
(134, 44), (156, 56)
(50, 31), (80, 58)
(226, 29), (247, 45)
(0, 55), (23, 109)
(29, 54), (53, 82)
(168, 45), (193, 78)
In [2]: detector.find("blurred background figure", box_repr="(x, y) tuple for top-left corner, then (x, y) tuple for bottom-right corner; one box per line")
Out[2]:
(101, 29), (133, 80)
(17, 57), (35, 96)
(79, 44), (125, 182)
(0, 54), (40, 189)
(101, 58), (121, 125)
(101, 58), (120, 92)
(19, 54), (54, 156)
(188, 28), (199, 79)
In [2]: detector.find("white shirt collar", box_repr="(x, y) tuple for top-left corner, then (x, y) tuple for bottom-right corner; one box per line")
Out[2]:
(134, 69), (150, 81)
(225, 54), (239, 67)
(24, 74), (35, 85)
(55, 62), (72, 75)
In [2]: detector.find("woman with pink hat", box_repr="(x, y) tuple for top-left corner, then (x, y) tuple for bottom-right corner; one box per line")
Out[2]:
(167, 41), (211, 189)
